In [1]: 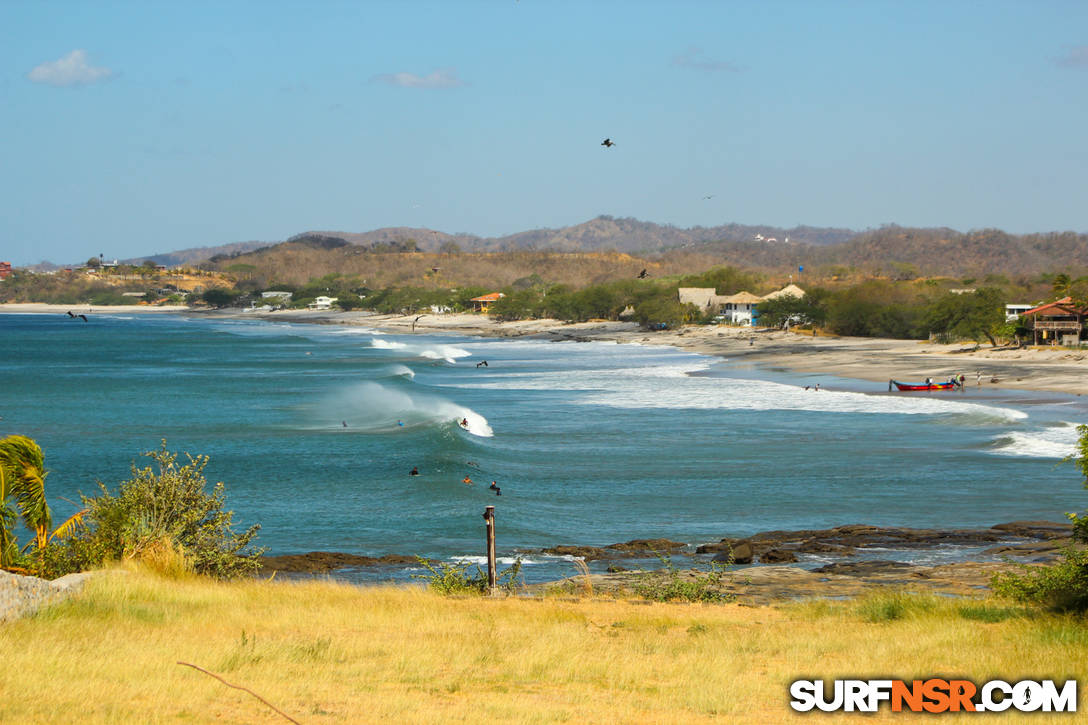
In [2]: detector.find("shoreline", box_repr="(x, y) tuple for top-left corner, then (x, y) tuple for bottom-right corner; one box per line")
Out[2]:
(4, 302), (1086, 395)
(253, 307), (1088, 396)
(257, 520), (1078, 605)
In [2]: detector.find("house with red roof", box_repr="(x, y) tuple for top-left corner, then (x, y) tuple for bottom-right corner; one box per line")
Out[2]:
(470, 292), (505, 313)
(1022, 297), (1088, 345)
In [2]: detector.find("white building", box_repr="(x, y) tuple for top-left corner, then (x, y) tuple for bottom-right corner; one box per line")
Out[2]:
(1005, 303), (1033, 321)
(309, 296), (338, 310)
(720, 291), (764, 325)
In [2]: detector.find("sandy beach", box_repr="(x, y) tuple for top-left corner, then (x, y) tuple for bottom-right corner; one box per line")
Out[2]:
(5, 302), (1086, 395)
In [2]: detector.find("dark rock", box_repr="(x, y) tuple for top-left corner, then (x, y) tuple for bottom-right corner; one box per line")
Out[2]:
(991, 521), (1074, 539)
(812, 560), (916, 577)
(543, 545), (612, 561)
(258, 551), (419, 574)
(696, 538), (744, 555)
(606, 538), (687, 555)
(715, 542), (753, 565)
(759, 548), (798, 564)
(606, 564), (628, 573)
(796, 540), (856, 556)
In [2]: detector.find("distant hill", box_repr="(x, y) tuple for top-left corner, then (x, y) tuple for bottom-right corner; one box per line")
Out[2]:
(125, 216), (1088, 282)
(123, 241), (273, 267)
(153, 217), (854, 264)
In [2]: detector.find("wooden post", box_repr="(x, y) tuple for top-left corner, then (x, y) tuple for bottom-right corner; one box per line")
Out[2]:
(483, 505), (497, 594)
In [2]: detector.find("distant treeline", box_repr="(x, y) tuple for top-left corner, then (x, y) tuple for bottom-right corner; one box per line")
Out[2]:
(212, 266), (1086, 342)
(5, 260), (1086, 344)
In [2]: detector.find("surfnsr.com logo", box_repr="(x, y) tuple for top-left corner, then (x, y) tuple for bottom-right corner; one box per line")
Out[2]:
(789, 679), (1077, 713)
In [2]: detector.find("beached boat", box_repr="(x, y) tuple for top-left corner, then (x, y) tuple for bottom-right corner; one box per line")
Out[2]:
(889, 379), (959, 391)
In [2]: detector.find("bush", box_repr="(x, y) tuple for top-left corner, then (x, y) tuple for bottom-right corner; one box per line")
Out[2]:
(992, 548), (1088, 612)
(412, 555), (523, 595)
(631, 551), (735, 603)
(46, 442), (262, 579)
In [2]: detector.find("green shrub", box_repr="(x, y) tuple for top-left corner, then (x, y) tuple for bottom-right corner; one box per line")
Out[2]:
(412, 555), (523, 595)
(46, 442), (262, 579)
(992, 548), (1088, 613)
(631, 551), (735, 603)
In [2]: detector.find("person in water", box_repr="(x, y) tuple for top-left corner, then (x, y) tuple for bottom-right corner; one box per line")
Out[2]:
(489, 481), (498, 490)
(410, 466), (419, 476)
(463, 476), (473, 485)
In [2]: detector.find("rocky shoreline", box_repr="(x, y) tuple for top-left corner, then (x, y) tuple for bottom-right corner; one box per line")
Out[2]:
(256, 520), (1077, 604)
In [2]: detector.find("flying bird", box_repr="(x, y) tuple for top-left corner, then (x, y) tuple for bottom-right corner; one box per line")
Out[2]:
(78, 314), (88, 322)
(66, 310), (75, 318)
(703, 195), (714, 200)
(637, 269), (648, 279)
(601, 138), (615, 148)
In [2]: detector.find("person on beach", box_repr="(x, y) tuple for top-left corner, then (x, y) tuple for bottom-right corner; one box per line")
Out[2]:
(410, 466), (420, 476)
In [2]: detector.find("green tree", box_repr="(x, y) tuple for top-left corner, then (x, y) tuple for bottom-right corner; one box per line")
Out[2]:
(72, 442), (262, 578)
(201, 288), (240, 308)
(0, 435), (84, 571)
(0, 436), (51, 567)
(755, 289), (829, 328)
(924, 288), (1005, 346)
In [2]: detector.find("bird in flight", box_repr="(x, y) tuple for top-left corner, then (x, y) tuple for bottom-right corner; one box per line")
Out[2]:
(703, 195), (714, 200)
(601, 138), (615, 148)
(637, 269), (648, 279)
(78, 314), (88, 322)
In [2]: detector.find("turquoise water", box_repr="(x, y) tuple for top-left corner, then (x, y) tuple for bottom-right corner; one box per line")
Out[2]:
(2, 312), (1085, 582)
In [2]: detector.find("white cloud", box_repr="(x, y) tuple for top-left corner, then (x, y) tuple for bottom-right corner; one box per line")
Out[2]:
(671, 46), (743, 73)
(27, 49), (114, 87)
(370, 68), (466, 89)
(1056, 46), (1088, 68)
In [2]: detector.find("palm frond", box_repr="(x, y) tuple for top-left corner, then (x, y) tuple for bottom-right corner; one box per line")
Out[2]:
(50, 510), (88, 542)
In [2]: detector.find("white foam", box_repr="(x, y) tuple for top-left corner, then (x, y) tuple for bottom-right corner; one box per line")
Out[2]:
(370, 337), (471, 364)
(456, 365), (1027, 422)
(383, 364), (415, 379)
(989, 422), (1083, 459)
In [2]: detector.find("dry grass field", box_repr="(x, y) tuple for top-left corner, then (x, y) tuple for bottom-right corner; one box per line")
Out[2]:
(2, 569), (1085, 723)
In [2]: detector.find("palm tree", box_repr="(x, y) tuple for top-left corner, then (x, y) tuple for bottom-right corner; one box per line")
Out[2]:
(0, 435), (53, 568)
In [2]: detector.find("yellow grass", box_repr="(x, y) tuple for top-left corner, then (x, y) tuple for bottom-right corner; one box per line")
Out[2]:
(2, 570), (1086, 723)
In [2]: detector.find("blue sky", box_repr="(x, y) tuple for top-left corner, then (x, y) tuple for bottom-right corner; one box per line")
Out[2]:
(2, 0), (1087, 265)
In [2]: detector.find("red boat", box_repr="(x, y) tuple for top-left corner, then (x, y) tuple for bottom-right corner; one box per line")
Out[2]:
(889, 379), (960, 391)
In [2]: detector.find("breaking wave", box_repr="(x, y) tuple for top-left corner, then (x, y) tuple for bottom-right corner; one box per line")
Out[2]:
(303, 381), (493, 437)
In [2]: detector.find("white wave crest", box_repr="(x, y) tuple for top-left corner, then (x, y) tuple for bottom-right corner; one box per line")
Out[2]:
(370, 337), (471, 364)
(307, 381), (492, 436)
(989, 422), (1083, 458)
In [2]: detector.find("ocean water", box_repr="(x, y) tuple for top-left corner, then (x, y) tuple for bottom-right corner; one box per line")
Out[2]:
(2, 312), (1086, 583)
